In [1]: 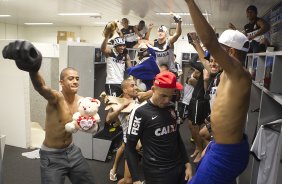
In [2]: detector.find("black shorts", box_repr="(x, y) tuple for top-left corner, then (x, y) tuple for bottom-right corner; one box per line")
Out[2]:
(105, 84), (122, 97)
(178, 102), (189, 120)
(144, 164), (186, 184)
(187, 99), (210, 125)
(125, 41), (138, 48)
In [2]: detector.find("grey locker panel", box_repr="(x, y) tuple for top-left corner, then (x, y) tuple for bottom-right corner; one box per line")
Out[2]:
(68, 46), (95, 97)
(92, 138), (112, 162)
(94, 63), (107, 129)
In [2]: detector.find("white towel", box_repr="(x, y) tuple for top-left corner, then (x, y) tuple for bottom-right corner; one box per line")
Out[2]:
(30, 122), (45, 149)
(22, 149), (40, 159)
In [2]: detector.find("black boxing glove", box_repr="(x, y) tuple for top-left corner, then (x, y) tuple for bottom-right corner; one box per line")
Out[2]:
(2, 40), (42, 72)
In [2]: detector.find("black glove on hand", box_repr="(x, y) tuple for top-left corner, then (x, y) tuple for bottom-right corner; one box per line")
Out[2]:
(2, 40), (42, 72)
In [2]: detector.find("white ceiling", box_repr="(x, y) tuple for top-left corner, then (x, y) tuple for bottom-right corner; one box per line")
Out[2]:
(0, 0), (280, 30)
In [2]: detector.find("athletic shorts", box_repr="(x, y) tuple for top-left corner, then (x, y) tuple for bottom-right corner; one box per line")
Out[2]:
(144, 164), (187, 184)
(188, 134), (249, 184)
(178, 102), (189, 120)
(105, 84), (122, 97)
(125, 41), (138, 49)
(187, 99), (210, 125)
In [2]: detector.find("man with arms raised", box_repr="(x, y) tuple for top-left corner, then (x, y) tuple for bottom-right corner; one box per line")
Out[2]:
(101, 36), (132, 97)
(184, 0), (252, 183)
(2, 41), (95, 184)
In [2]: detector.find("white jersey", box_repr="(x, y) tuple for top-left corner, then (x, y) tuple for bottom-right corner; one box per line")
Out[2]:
(118, 99), (140, 143)
(106, 48), (127, 84)
(251, 124), (281, 184)
(182, 83), (194, 105)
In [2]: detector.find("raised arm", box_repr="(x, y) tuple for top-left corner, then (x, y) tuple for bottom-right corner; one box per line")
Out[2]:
(144, 23), (154, 40)
(2, 40), (59, 104)
(169, 19), (182, 45)
(116, 27), (124, 38)
(189, 32), (210, 72)
(184, 0), (238, 75)
(101, 35), (112, 57)
(229, 22), (237, 30)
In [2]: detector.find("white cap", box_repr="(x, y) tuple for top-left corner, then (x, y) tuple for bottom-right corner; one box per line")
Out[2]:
(218, 30), (249, 52)
(157, 25), (168, 33)
(113, 37), (125, 47)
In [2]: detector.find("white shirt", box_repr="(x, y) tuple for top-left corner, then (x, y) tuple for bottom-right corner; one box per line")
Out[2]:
(182, 83), (194, 105)
(251, 125), (281, 184)
(106, 49), (126, 84)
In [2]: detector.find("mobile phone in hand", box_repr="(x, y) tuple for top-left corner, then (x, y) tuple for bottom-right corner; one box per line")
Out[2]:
(187, 33), (193, 44)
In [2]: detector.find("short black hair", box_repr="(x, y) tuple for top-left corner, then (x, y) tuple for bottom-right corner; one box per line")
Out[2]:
(139, 20), (145, 24)
(159, 63), (169, 68)
(247, 5), (257, 14)
(60, 67), (77, 80)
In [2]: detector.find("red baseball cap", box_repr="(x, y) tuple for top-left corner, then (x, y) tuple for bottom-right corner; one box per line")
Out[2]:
(154, 71), (183, 90)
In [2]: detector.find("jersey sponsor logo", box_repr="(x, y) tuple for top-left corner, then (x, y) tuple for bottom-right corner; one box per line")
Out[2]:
(246, 30), (264, 41)
(155, 124), (176, 136)
(112, 57), (125, 64)
(152, 115), (158, 120)
(124, 33), (135, 37)
(156, 51), (169, 57)
(130, 116), (141, 135)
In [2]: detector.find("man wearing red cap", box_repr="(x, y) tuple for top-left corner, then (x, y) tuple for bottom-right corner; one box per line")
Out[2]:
(125, 71), (192, 184)
(185, 0), (252, 184)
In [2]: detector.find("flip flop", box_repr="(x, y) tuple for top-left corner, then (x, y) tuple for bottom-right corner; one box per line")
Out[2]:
(109, 169), (117, 181)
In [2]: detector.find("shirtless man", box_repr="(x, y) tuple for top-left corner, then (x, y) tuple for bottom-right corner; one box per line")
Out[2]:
(185, 0), (252, 183)
(2, 41), (95, 184)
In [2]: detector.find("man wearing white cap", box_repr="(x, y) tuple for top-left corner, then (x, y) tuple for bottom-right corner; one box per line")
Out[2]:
(147, 15), (182, 75)
(101, 36), (132, 97)
(185, 0), (252, 184)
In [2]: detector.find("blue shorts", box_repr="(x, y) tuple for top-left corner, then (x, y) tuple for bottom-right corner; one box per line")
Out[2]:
(188, 135), (249, 184)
